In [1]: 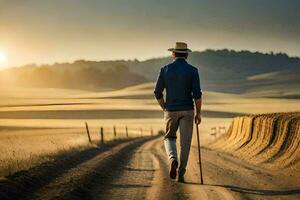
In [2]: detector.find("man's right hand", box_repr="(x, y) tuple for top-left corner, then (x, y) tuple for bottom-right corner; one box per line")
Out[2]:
(195, 113), (202, 124)
(194, 98), (202, 124)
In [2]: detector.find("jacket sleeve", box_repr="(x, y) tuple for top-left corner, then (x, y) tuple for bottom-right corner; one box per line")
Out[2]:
(154, 68), (165, 99)
(192, 68), (202, 99)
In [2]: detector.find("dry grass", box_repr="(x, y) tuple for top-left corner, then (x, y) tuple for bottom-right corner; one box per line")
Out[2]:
(0, 126), (152, 176)
(0, 132), (91, 176)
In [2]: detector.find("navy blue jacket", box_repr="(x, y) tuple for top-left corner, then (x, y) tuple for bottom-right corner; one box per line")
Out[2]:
(154, 58), (202, 111)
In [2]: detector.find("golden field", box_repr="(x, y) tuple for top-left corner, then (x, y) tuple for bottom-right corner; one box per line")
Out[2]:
(0, 82), (299, 176)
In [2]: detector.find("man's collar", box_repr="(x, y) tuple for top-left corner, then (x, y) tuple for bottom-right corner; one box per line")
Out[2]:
(174, 57), (187, 62)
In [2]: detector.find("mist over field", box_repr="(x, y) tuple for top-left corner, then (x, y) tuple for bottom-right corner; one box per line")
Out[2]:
(1, 49), (300, 97)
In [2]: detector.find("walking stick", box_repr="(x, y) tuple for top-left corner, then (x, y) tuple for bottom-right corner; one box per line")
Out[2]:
(196, 123), (204, 184)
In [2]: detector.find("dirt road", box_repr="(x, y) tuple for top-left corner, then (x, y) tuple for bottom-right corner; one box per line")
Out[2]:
(1, 137), (299, 200)
(92, 137), (300, 200)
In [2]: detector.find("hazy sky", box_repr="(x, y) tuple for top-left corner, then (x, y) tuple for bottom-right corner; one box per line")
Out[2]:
(0, 0), (299, 67)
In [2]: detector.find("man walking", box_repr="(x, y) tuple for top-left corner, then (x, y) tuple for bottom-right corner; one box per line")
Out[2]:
(154, 42), (202, 183)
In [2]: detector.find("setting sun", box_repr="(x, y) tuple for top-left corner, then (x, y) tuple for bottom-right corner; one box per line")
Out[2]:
(0, 50), (7, 66)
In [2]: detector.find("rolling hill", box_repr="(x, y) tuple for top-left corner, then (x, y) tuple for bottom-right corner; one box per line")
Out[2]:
(128, 49), (300, 94)
(1, 49), (299, 95)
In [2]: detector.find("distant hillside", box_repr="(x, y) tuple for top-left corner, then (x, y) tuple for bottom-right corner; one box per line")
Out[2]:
(0, 63), (146, 91)
(0, 49), (299, 93)
(128, 49), (300, 93)
(245, 69), (300, 98)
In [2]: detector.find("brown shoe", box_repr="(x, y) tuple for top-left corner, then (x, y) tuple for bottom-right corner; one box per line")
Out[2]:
(169, 159), (178, 179)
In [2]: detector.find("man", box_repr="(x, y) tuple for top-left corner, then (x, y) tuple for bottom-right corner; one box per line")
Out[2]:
(154, 42), (202, 183)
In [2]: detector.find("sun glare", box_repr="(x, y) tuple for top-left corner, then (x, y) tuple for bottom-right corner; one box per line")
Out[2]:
(0, 50), (7, 67)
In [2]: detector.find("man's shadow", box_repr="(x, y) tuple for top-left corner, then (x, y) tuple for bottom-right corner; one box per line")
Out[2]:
(184, 182), (300, 196)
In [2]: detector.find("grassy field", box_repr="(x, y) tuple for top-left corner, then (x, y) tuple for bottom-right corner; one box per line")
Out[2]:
(0, 82), (299, 176)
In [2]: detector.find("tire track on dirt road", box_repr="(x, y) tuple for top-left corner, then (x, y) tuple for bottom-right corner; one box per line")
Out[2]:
(27, 137), (155, 200)
(93, 137), (187, 200)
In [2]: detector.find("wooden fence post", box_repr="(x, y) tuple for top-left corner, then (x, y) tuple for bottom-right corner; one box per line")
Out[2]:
(150, 127), (153, 136)
(85, 122), (92, 143)
(140, 128), (143, 137)
(211, 127), (217, 139)
(125, 126), (128, 137)
(113, 125), (117, 138)
(100, 126), (104, 144)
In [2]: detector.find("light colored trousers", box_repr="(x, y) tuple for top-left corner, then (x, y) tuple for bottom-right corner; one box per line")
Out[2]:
(164, 110), (194, 176)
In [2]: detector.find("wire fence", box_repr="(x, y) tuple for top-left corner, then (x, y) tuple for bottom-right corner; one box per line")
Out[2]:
(210, 126), (227, 139)
(84, 122), (158, 144)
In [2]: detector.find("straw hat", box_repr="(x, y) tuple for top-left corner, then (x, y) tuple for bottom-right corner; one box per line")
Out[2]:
(168, 42), (192, 53)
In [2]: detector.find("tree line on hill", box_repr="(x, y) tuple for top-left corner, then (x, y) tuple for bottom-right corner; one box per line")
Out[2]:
(0, 49), (299, 92)
(0, 63), (146, 90)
